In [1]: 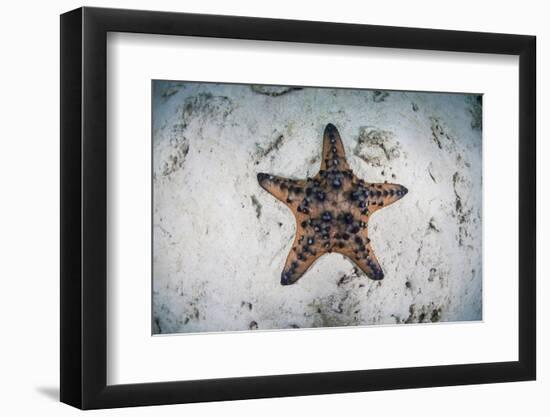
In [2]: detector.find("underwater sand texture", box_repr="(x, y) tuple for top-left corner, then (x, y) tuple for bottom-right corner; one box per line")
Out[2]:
(152, 82), (482, 334)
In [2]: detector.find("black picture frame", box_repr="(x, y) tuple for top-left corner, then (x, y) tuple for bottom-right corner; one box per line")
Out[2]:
(60, 6), (536, 410)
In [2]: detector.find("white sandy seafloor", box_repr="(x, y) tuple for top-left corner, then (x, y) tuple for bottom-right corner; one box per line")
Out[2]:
(152, 81), (482, 334)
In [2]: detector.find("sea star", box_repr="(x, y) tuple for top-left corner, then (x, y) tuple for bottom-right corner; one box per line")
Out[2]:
(257, 123), (408, 285)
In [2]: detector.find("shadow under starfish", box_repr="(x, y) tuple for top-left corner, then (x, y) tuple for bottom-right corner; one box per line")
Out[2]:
(258, 123), (408, 285)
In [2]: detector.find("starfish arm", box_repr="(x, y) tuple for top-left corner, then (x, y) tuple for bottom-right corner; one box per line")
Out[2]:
(257, 173), (307, 208)
(349, 246), (384, 280)
(365, 182), (408, 214)
(280, 228), (324, 285)
(321, 123), (350, 171)
(336, 235), (385, 280)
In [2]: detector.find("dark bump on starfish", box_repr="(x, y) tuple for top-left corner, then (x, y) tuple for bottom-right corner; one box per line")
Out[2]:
(371, 269), (384, 280)
(257, 173), (268, 183)
(281, 271), (292, 285)
(322, 211), (332, 222)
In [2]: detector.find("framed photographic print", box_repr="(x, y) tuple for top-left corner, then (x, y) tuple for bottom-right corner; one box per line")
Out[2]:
(60, 6), (536, 409)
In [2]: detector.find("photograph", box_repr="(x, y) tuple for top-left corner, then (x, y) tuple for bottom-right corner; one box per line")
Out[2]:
(152, 81), (483, 334)
(0, 0), (542, 414)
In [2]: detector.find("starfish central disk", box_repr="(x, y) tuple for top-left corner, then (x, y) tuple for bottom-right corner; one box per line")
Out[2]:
(258, 123), (408, 285)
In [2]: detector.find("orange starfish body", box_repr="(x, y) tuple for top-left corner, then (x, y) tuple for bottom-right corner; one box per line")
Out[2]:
(257, 123), (408, 285)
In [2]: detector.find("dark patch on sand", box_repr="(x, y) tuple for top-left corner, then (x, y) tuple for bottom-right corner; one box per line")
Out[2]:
(241, 301), (253, 311)
(427, 218), (440, 233)
(157, 125), (190, 178)
(452, 172), (473, 247)
(468, 95), (483, 130)
(250, 195), (262, 219)
(427, 163), (437, 183)
(429, 117), (454, 150)
(251, 85), (303, 97)
(354, 127), (401, 167)
(182, 92), (234, 125)
(404, 303), (443, 324)
(257, 134), (285, 159)
(372, 90), (389, 102)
